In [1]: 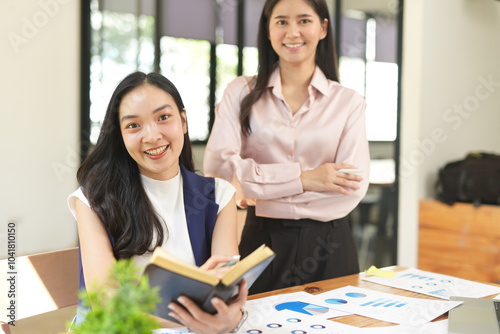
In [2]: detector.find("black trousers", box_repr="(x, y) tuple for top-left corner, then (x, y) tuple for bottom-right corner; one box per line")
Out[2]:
(239, 207), (359, 295)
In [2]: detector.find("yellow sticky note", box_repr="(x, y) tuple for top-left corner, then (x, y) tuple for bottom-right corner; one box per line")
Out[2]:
(364, 265), (397, 278)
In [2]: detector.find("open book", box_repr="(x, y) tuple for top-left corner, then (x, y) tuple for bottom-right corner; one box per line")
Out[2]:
(144, 244), (275, 322)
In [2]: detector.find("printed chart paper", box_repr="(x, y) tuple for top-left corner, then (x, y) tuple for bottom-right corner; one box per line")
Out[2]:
(154, 291), (356, 334)
(155, 320), (450, 334)
(310, 285), (461, 326)
(362, 267), (500, 300)
(239, 315), (350, 334)
(156, 321), (363, 334)
(153, 287), (453, 333)
(358, 319), (448, 334)
(245, 291), (351, 321)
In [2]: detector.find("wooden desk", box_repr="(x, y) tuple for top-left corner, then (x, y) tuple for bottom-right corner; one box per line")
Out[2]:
(248, 267), (498, 328)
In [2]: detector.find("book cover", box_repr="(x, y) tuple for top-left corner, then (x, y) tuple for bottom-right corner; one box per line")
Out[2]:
(144, 244), (275, 322)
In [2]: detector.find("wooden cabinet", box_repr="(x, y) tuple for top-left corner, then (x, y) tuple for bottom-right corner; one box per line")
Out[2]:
(418, 199), (500, 283)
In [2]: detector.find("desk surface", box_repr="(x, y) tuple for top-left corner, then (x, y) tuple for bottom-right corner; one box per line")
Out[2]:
(248, 267), (498, 328)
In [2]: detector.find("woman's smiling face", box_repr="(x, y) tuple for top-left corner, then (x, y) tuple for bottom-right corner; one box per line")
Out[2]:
(268, 0), (327, 67)
(119, 83), (187, 180)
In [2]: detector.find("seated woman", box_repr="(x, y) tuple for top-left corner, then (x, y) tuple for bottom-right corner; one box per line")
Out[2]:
(68, 72), (247, 333)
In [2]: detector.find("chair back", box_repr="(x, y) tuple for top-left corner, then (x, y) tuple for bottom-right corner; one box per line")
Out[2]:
(0, 247), (79, 333)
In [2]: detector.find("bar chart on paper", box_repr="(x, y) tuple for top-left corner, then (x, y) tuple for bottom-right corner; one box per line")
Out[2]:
(312, 286), (461, 326)
(326, 297), (408, 308)
(362, 268), (500, 299)
(325, 292), (408, 308)
(359, 298), (408, 308)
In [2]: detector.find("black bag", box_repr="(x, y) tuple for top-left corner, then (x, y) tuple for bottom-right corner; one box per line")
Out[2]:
(435, 152), (500, 206)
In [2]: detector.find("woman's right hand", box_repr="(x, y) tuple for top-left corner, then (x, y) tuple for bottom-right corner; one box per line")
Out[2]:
(300, 163), (363, 194)
(200, 255), (240, 279)
(167, 281), (248, 334)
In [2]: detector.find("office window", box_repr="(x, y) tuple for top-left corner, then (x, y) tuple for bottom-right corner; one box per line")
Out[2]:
(365, 61), (398, 141)
(215, 43), (238, 109)
(85, 1), (399, 147)
(89, 0), (154, 144)
(215, 45), (259, 104)
(87, 0), (262, 145)
(339, 57), (366, 96)
(338, 15), (398, 142)
(160, 37), (211, 141)
(243, 46), (259, 76)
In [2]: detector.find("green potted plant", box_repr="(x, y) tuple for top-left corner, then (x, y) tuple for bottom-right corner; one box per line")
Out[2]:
(70, 259), (161, 334)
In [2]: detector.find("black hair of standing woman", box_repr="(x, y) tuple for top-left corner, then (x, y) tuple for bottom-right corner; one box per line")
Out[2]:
(240, 0), (339, 136)
(77, 72), (195, 259)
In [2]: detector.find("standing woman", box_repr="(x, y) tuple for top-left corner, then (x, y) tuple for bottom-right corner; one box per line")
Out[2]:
(204, 0), (370, 294)
(68, 72), (247, 332)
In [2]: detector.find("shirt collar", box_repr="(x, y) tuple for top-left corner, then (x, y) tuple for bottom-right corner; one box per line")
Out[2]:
(267, 65), (330, 98)
(310, 66), (330, 96)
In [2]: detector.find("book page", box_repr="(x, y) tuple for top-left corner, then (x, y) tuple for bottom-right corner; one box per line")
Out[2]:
(221, 245), (275, 286)
(149, 247), (219, 286)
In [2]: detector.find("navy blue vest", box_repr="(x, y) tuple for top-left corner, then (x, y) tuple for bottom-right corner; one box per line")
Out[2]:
(77, 164), (219, 291)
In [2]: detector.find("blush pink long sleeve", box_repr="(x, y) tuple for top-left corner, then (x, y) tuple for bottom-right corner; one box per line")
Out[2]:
(203, 67), (370, 222)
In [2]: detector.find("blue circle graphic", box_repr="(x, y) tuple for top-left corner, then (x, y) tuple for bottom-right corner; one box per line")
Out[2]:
(267, 323), (282, 328)
(325, 298), (348, 305)
(287, 318), (302, 323)
(345, 292), (367, 298)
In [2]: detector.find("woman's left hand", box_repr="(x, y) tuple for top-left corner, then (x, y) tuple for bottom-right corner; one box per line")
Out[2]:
(300, 163), (363, 194)
(167, 281), (248, 334)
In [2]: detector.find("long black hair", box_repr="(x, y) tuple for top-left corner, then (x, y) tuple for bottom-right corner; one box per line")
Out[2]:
(77, 72), (195, 259)
(240, 0), (339, 136)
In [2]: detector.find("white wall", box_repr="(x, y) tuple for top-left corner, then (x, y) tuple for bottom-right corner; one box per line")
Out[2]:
(0, 0), (80, 257)
(398, 0), (500, 266)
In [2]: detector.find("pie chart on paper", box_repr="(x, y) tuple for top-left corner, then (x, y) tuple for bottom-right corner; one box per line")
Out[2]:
(325, 298), (348, 305)
(275, 301), (330, 316)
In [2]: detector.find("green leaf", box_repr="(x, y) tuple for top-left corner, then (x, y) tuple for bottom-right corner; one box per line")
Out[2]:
(70, 259), (161, 334)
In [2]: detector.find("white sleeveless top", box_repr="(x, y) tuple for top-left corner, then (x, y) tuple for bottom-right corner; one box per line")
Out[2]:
(68, 172), (235, 270)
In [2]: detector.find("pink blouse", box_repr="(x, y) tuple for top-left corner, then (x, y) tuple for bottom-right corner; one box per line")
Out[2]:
(204, 67), (370, 222)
